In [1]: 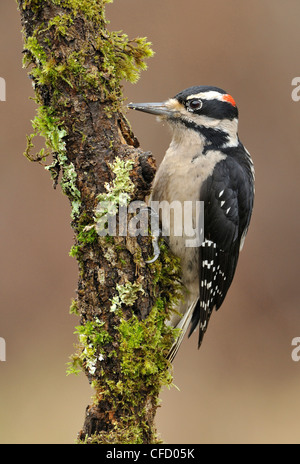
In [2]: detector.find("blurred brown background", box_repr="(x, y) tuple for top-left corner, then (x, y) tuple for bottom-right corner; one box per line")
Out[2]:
(1, 0), (300, 444)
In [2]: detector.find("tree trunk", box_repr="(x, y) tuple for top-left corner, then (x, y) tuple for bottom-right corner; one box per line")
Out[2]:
(18, 0), (182, 444)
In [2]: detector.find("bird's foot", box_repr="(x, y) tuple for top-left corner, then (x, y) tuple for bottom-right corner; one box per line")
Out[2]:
(140, 206), (161, 263)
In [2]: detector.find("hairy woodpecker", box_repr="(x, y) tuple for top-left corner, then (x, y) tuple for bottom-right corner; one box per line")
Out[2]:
(128, 86), (255, 360)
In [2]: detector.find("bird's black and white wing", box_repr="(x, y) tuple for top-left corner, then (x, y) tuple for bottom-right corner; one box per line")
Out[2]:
(189, 151), (254, 347)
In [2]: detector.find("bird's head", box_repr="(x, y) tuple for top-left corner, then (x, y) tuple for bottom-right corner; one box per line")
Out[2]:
(128, 86), (239, 148)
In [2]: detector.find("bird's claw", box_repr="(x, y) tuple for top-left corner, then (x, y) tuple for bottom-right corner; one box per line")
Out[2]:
(140, 206), (161, 263)
(145, 235), (161, 263)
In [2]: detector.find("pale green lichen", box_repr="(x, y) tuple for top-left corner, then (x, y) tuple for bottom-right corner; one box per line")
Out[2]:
(97, 157), (135, 205)
(110, 280), (144, 313)
(97, 268), (106, 285)
(95, 157), (135, 235)
(59, 159), (81, 219)
(24, 104), (81, 219)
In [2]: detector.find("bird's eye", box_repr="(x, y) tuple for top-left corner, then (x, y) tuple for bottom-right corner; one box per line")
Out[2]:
(187, 99), (203, 112)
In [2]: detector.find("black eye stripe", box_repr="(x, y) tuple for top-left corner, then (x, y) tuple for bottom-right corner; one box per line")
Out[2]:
(184, 98), (238, 120)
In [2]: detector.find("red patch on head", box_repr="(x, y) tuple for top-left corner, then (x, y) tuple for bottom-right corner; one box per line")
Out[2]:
(222, 94), (237, 107)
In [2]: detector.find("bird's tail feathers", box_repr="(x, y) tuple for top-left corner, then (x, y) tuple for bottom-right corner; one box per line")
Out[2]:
(167, 298), (199, 362)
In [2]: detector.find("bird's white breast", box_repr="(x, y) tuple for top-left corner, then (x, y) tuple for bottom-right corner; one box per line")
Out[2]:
(150, 129), (226, 317)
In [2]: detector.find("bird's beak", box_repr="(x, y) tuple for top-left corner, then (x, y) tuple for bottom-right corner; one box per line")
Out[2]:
(127, 101), (172, 117)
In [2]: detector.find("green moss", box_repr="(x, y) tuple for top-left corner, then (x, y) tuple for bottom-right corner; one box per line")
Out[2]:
(150, 242), (183, 310)
(78, 424), (156, 445)
(69, 237), (183, 443)
(47, 14), (74, 38)
(51, 0), (113, 24)
(69, 298), (79, 315)
(113, 252), (183, 404)
(68, 212), (99, 259)
(22, 0), (153, 221)
(32, 106), (67, 153)
(77, 225), (98, 246)
(22, 0), (153, 224)
(67, 318), (113, 376)
(68, 229), (97, 258)
(51, 0), (154, 94)
(91, 250), (182, 405)
(23, 35), (73, 89)
(22, 0), (153, 102)
(23, 36), (47, 65)
(95, 32), (154, 86)
(118, 305), (175, 386)
(21, 0), (111, 20)
(69, 244), (80, 258)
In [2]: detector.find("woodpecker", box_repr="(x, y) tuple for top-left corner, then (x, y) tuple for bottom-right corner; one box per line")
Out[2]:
(128, 86), (255, 361)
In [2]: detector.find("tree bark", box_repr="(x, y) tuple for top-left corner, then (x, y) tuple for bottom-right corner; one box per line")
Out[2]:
(18, 0), (182, 444)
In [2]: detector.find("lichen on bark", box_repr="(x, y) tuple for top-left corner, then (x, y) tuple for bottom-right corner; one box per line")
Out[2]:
(18, 0), (183, 444)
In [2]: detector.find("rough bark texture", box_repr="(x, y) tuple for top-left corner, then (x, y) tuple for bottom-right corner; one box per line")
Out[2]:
(18, 0), (181, 444)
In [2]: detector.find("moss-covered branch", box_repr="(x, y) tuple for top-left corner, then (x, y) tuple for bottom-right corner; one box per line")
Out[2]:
(18, 0), (182, 444)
